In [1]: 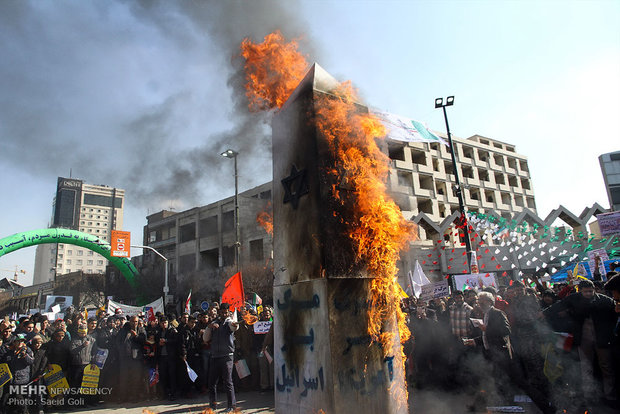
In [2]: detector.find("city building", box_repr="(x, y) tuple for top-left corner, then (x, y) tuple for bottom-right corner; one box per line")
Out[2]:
(385, 133), (535, 245)
(138, 132), (536, 297)
(32, 177), (125, 284)
(599, 151), (620, 211)
(137, 182), (272, 300)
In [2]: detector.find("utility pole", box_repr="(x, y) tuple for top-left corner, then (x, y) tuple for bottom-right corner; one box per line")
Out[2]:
(435, 96), (473, 273)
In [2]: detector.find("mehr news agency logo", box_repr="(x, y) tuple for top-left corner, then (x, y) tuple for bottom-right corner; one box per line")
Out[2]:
(1, 361), (113, 407)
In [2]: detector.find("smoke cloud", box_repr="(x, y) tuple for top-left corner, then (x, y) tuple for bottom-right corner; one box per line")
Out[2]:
(0, 0), (315, 211)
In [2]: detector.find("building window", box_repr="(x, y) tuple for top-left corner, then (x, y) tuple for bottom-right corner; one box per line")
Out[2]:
(397, 171), (413, 189)
(507, 158), (517, 169)
(87, 260), (93, 265)
(66, 259), (72, 264)
(494, 172), (505, 185)
(388, 144), (406, 161)
(200, 216), (218, 238)
(462, 146), (474, 159)
(411, 149), (426, 165)
(462, 166), (474, 179)
(493, 154), (504, 167)
(97, 260), (104, 265)
(501, 193), (511, 205)
(521, 178), (531, 190)
(222, 211), (234, 232)
(419, 174), (434, 191)
(88, 251), (93, 256)
(77, 250), (83, 256)
(478, 169), (489, 181)
(67, 250), (73, 256)
(519, 160), (529, 172)
(508, 176), (518, 187)
(77, 260), (83, 265)
(179, 223), (196, 243)
(58, 254), (63, 259)
(250, 239), (264, 261)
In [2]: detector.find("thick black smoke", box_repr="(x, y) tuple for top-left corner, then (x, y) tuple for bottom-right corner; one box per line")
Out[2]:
(0, 0), (314, 210)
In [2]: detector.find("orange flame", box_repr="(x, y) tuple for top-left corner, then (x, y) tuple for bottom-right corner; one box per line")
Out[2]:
(243, 313), (259, 325)
(314, 82), (416, 350)
(241, 31), (309, 111)
(256, 202), (273, 235)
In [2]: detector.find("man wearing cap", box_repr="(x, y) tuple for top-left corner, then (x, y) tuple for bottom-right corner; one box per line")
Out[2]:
(205, 303), (239, 412)
(546, 279), (617, 407)
(1, 334), (34, 411)
(70, 323), (97, 406)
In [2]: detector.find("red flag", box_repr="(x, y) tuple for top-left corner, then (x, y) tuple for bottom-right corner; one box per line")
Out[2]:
(222, 272), (245, 311)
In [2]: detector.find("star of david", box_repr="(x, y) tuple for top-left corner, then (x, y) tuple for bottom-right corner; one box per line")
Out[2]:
(281, 165), (309, 209)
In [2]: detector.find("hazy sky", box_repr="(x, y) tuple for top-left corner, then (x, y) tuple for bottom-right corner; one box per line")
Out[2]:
(1, 0), (618, 285)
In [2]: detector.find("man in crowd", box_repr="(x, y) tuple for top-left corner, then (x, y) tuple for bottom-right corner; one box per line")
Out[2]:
(546, 279), (617, 407)
(117, 315), (146, 403)
(205, 303), (239, 413)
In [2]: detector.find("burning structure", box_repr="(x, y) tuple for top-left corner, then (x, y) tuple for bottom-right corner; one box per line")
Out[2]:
(240, 31), (412, 413)
(268, 63), (413, 412)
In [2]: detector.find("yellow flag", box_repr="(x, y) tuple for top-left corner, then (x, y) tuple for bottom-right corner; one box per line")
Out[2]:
(396, 282), (409, 299)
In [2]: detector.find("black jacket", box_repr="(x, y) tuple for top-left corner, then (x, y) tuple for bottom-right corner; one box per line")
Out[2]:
(545, 292), (616, 348)
(482, 307), (513, 360)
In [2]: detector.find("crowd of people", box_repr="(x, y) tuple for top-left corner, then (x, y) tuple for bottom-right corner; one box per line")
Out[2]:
(0, 300), (274, 413)
(403, 263), (620, 413)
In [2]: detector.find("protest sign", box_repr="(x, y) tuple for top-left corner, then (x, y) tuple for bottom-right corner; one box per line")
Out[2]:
(45, 296), (72, 313)
(93, 349), (109, 369)
(253, 321), (272, 334)
(234, 359), (251, 379)
(44, 364), (70, 398)
(453, 273), (497, 291)
(418, 280), (450, 302)
(107, 297), (164, 316)
(80, 364), (100, 394)
(0, 363), (12, 387)
(587, 249), (609, 278)
(597, 211), (620, 236)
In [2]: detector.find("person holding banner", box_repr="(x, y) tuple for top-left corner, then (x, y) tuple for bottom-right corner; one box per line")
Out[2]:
(70, 323), (97, 407)
(205, 303), (239, 412)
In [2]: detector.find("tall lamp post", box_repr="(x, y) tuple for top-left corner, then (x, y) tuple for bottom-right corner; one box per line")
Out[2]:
(220, 149), (240, 273)
(132, 245), (170, 304)
(435, 96), (473, 273)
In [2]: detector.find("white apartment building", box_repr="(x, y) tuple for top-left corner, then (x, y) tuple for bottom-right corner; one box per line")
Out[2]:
(33, 178), (125, 284)
(385, 133), (535, 243)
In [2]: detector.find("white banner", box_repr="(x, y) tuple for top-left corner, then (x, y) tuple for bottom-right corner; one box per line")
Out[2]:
(372, 110), (448, 145)
(253, 320), (273, 334)
(107, 297), (164, 317)
(453, 273), (497, 291)
(418, 280), (450, 302)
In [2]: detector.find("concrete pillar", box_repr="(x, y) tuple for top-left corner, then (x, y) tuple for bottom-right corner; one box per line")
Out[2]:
(272, 64), (407, 414)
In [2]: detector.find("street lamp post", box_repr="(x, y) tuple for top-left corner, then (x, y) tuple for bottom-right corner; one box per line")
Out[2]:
(220, 149), (240, 273)
(435, 96), (473, 273)
(132, 244), (170, 304)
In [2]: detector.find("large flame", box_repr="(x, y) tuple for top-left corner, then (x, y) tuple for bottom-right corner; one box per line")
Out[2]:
(241, 31), (309, 111)
(256, 201), (273, 236)
(314, 82), (415, 350)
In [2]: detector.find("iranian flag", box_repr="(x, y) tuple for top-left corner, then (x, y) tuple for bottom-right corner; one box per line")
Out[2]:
(185, 290), (192, 314)
(250, 292), (262, 306)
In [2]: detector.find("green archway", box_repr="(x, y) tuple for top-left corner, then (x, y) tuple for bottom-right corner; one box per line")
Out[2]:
(0, 228), (138, 287)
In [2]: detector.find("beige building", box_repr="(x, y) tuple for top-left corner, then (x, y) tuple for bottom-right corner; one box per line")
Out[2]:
(33, 178), (125, 284)
(385, 134), (535, 244)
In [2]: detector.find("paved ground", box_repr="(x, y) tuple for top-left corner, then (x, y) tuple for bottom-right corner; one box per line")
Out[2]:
(57, 388), (617, 413)
(68, 390), (274, 414)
